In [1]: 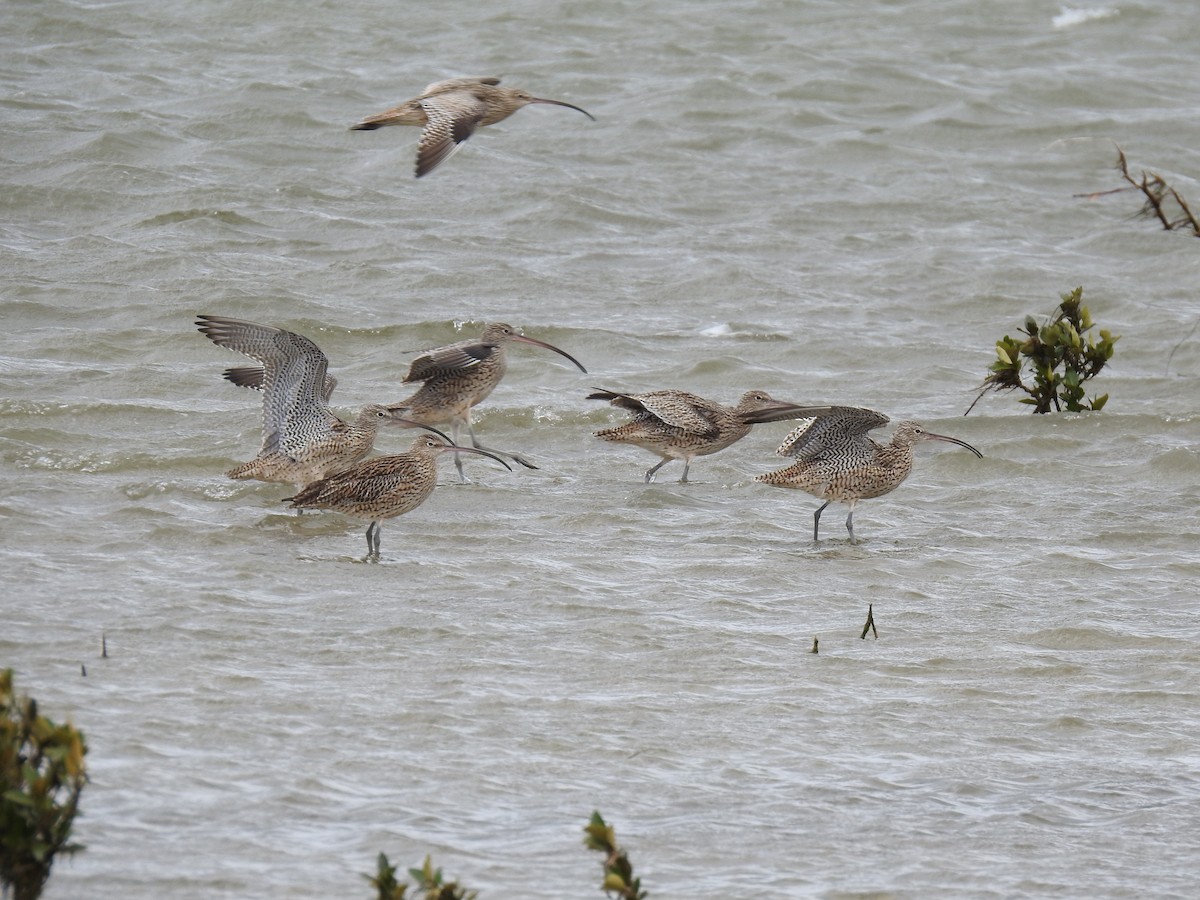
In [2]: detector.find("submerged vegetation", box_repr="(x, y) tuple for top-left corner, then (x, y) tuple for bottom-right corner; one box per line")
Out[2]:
(967, 287), (1118, 415)
(0, 670), (88, 900)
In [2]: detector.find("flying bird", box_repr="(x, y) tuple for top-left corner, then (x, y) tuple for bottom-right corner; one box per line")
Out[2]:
(350, 76), (595, 177)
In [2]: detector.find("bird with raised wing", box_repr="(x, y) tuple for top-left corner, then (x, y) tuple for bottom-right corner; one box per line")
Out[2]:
(197, 315), (425, 490)
(754, 406), (982, 543)
(350, 76), (595, 177)
(285, 434), (511, 559)
(588, 387), (824, 483)
(221, 363), (338, 405)
(389, 322), (587, 479)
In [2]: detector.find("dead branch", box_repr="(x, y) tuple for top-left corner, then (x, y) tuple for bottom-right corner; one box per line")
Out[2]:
(860, 605), (877, 640)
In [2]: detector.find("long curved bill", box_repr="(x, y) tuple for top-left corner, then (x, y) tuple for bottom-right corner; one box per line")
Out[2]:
(742, 403), (836, 426)
(530, 97), (596, 121)
(438, 444), (514, 471)
(385, 415), (453, 444)
(511, 333), (588, 373)
(926, 431), (983, 458)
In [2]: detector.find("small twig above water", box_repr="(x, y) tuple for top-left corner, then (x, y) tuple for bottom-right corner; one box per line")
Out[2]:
(1166, 316), (1200, 375)
(860, 605), (877, 640)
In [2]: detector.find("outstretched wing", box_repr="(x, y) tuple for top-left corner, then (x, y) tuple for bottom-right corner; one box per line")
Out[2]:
(196, 315), (339, 458)
(222, 365), (338, 403)
(588, 388), (719, 437)
(420, 76), (502, 96)
(775, 407), (889, 463)
(416, 91), (488, 176)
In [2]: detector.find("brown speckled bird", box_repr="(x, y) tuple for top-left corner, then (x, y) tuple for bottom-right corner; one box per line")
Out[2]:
(754, 407), (983, 543)
(389, 323), (587, 479)
(285, 434), (510, 559)
(350, 76), (595, 177)
(589, 387), (825, 483)
(197, 315), (424, 491)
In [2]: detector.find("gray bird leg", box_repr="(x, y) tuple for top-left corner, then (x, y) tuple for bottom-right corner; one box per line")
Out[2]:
(449, 422), (471, 483)
(466, 423), (538, 473)
(813, 500), (831, 541)
(644, 458), (671, 483)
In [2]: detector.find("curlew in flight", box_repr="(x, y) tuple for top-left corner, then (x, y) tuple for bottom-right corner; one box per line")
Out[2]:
(350, 76), (595, 177)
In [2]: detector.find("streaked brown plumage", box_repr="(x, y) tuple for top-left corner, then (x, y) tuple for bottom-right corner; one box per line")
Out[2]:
(589, 387), (826, 483)
(285, 435), (510, 559)
(754, 407), (983, 543)
(389, 322), (587, 479)
(197, 315), (422, 491)
(350, 76), (595, 177)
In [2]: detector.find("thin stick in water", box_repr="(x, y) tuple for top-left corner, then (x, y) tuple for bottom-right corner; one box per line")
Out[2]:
(861, 605), (878, 640)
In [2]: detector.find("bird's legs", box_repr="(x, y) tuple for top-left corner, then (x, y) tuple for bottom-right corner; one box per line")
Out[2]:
(365, 521), (382, 560)
(643, 458), (671, 483)
(813, 500), (831, 541)
(446, 419), (514, 483)
(679, 459), (692, 484)
(292, 483), (306, 515)
(814, 501), (859, 543)
(449, 421), (471, 483)
(468, 423), (538, 469)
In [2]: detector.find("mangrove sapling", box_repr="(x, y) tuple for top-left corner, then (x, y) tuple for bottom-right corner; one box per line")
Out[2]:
(966, 287), (1118, 415)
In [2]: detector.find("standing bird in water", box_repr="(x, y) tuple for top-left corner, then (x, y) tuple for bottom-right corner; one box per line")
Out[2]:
(754, 407), (983, 544)
(285, 434), (510, 560)
(389, 322), (587, 480)
(350, 76), (595, 177)
(588, 387), (824, 483)
(196, 315), (427, 491)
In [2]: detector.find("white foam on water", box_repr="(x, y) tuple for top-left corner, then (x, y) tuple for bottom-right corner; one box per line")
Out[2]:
(1052, 5), (1119, 28)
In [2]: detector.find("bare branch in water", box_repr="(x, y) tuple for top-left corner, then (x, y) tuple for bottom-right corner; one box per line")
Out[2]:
(1077, 144), (1200, 236)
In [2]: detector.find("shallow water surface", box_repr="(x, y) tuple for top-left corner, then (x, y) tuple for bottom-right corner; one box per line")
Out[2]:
(3, 1), (1200, 897)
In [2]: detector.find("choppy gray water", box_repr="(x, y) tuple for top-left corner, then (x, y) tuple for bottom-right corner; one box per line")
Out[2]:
(3, 0), (1200, 897)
